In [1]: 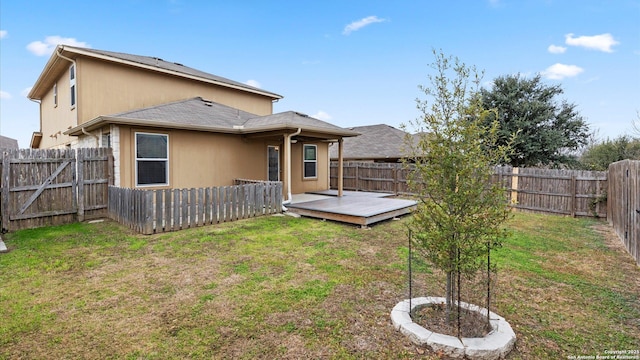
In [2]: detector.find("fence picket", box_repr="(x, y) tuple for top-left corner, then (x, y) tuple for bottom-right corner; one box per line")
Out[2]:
(105, 182), (283, 235)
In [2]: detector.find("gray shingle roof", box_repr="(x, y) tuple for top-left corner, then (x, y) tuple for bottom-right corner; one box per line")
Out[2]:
(329, 124), (411, 160)
(112, 97), (255, 129)
(244, 111), (354, 135)
(0, 135), (19, 149)
(67, 97), (358, 138)
(62, 46), (282, 99)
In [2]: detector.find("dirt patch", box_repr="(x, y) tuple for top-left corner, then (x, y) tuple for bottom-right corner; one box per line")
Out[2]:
(411, 303), (491, 338)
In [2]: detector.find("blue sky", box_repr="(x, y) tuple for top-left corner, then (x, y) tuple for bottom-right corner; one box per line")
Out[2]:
(1, 0), (639, 148)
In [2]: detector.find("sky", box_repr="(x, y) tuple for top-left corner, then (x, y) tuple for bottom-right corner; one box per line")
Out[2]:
(1, 0), (639, 148)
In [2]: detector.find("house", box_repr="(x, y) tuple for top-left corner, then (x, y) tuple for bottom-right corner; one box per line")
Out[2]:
(28, 45), (358, 200)
(0, 135), (19, 149)
(329, 124), (411, 163)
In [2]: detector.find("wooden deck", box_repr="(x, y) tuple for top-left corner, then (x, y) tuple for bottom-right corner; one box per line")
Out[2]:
(286, 192), (416, 227)
(306, 189), (394, 198)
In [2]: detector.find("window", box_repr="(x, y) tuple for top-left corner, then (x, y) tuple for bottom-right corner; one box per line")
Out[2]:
(303, 144), (317, 179)
(135, 132), (168, 186)
(102, 133), (111, 148)
(69, 64), (76, 107)
(53, 83), (57, 107)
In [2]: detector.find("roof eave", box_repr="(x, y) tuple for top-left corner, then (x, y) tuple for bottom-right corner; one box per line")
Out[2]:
(28, 46), (67, 100)
(65, 116), (241, 136)
(240, 124), (359, 138)
(66, 116), (361, 139)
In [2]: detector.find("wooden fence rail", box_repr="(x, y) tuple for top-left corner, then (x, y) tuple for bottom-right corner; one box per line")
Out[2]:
(608, 160), (639, 265)
(108, 181), (283, 235)
(330, 162), (608, 218)
(1, 148), (112, 232)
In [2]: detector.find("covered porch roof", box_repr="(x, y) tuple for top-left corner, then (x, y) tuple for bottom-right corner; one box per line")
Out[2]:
(65, 97), (359, 200)
(65, 97), (359, 140)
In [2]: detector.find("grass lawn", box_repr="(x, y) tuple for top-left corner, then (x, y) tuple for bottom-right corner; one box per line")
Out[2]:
(0, 212), (638, 359)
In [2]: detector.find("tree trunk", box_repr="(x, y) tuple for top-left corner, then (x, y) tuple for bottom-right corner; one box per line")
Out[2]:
(487, 241), (491, 325)
(446, 270), (453, 323)
(457, 251), (462, 338)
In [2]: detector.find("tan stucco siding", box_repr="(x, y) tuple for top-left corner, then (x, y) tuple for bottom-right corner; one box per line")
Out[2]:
(76, 57), (273, 124)
(38, 65), (78, 148)
(290, 142), (329, 194)
(118, 126), (270, 189)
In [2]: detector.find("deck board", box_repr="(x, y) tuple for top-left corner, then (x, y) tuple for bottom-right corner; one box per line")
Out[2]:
(286, 196), (416, 226)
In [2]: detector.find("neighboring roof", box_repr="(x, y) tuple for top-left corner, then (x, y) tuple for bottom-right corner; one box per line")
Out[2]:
(329, 124), (411, 160)
(28, 45), (282, 101)
(0, 135), (19, 149)
(65, 97), (359, 139)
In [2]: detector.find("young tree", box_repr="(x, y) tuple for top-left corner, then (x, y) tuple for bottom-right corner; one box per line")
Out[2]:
(403, 51), (512, 336)
(479, 74), (590, 167)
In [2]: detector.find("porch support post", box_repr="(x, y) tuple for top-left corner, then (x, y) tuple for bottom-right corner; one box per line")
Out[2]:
(338, 137), (344, 197)
(283, 133), (291, 202)
(283, 128), (301, 202)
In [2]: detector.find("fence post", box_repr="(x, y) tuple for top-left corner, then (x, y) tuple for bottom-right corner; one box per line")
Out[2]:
(1, 150), (10, 232)
(570, 175), (577, 217)
(510, 167), (519, 206)
(355, 162), (359, 191)
(144, 190), (154, 235)
(77, 149), (85, 222)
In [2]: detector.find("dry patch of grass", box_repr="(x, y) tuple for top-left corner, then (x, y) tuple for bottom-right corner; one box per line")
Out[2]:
(0, 213), (638, 359)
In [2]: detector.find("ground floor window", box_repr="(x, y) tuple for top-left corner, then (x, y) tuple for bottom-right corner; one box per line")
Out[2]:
(135, 132), (168, 186)
(303, 144), (317, 179)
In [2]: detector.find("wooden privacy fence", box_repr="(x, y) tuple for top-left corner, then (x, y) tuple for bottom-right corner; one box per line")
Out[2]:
(496, 166), (608, 218)
(1, 148), (112, 232)
(330, 162), (608, 218)
(108, 181), (282, 235)
(608, 160), (639, 265)
(330, 162), (411, 194)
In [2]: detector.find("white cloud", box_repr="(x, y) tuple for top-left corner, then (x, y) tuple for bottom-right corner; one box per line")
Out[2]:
(21, 87), (32, 97)
(542, 63), (584, 80)
(311, 111), (332, 121)
(548, 44), (566, 54)
(343, 16), (386, 35)
(565, 33), (619, 53)
(0, 30), (7, 39)
(26, 36), (90, 56)
(0, 90), (12, 99)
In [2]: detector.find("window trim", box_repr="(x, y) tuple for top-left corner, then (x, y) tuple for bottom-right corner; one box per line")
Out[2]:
(69, 64), (76, 109)
(53, 83), (57, 107)
(303, 144), (318, 179)
(135, 132), (169, 187)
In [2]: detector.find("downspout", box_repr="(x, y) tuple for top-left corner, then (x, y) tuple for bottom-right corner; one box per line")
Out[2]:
(282, 128), (302, 205)
(81, 127), (99, 146)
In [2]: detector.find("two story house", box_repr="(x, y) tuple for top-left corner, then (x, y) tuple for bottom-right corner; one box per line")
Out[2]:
(28, 45), (357, 200)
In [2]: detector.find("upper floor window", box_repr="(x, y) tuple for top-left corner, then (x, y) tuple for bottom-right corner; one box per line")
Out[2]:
(69, 64), (76, 108)
(135, 132), (169, 187)
(303, 144), (317, 179)
(53, 83), (57, 107)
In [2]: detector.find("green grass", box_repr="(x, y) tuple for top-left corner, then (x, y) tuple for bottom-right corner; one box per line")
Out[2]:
(0, 213), (638, 359)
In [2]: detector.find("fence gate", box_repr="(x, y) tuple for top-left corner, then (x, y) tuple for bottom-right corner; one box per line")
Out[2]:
(608, 160), (640, 265)
(1, 148), (112, 232)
